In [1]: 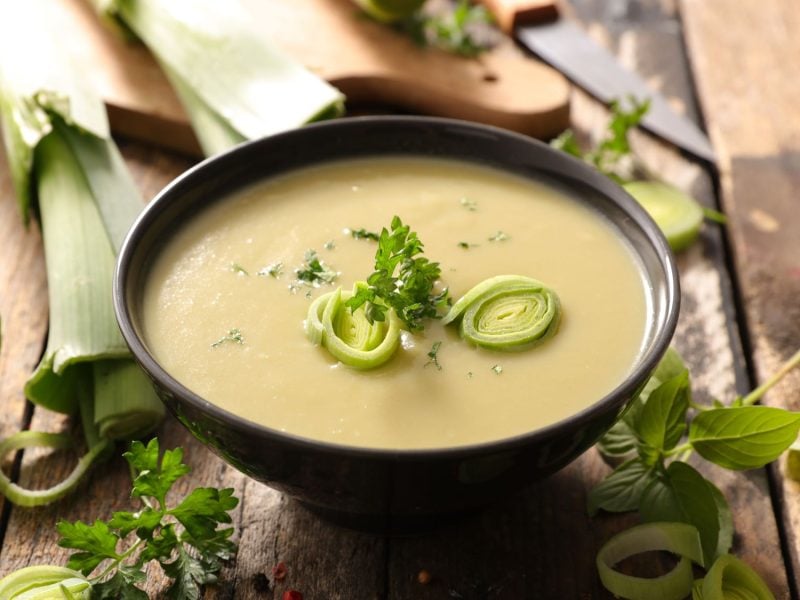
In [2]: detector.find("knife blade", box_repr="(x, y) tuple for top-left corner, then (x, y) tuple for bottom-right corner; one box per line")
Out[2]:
(480, 0), (716, 162)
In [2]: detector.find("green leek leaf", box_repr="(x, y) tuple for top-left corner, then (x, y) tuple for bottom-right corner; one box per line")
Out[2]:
(596, 522), (703, 600)
(94, 0), (345, 156)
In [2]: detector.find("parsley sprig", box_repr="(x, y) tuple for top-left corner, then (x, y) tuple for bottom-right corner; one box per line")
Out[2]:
(345, 216), (447, 331)
(399, 0), (496, 57)
(551, 96), (650, 182)
(294, 249), (338, 287)
(56, 439), (238, 599)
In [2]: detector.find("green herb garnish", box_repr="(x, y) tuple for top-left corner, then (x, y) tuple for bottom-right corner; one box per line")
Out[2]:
(324, 240), (336, 250)
(345, 216), (447, 332)
(488, 231), (510, 242)
(211, 328), (244, 348)
(230, 263), (249, 276)
(491, 364), (503, 375)
(552, 96), (650, 182)
(348, 228), (380, 242)
(399, 0), (495, 57)
(457, 241), (478, 249)
(258, 261), (283, 279)
(591, 347), (800, 598)
(294, 250), (338, 287)
(425, 341), (443, 371)
(459, 197), (478, 211)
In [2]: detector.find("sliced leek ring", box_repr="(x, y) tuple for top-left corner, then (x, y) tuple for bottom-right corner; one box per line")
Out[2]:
(443, 275), (561, 352)
(624, 181), (704, 253)
(305, 283), (401, 369)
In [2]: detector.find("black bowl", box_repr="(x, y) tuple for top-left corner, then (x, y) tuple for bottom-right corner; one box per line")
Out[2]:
(114, 116), (679, 533)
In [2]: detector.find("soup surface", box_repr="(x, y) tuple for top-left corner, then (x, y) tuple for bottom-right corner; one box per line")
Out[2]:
(142, 158), (650, 449)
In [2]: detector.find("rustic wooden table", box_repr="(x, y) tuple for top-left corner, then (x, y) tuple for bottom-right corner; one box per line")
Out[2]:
(1, 0), (798, 597)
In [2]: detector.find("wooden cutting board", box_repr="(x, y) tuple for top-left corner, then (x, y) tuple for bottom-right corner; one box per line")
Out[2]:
(47, 0), (571, 156)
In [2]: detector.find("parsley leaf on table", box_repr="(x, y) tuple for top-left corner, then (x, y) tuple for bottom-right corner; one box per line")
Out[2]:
(54, 438), (239, 598)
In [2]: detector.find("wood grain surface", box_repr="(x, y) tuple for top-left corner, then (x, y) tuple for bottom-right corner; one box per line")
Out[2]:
(0, 0), (797, 598)
(681, 0), (800, 594)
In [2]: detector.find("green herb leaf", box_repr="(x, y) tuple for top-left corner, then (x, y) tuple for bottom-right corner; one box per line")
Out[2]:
(639, 462), (727, 567)
(211, 328), (244, 348)
(258, 262), (283, 278)
(587, 458), (655, 516)
(488, 231), (510, 242)
(689, 406), (800, 469)
(229, 263), (248, 276)
(108, 508), (163, 539)
(597, 418), (639, 458)
(124, 441), (191, 508)
(345, 216), (445, 331)
(348, 228), (380, 241)
(425, 341), (443, 370)
(491, 364), (503, 375)
(162, 546), (209, 600)
(56, 520), (120, 575)
(551, 96), (649, 181)
(294, 249), (338, 287)
(635, 371), (691, 459)
(459, 197), (478, 211)
(169, 487), (238, 541)
(51, 439), (238, 597)
(92, 568), (148, 600)
(395, 0), (494, 57)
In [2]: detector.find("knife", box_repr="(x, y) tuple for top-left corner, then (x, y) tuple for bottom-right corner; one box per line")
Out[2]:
(480, 0), (716, 162)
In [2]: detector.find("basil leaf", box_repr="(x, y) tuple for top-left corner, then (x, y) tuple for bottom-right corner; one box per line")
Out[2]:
(707, 480), (733, 559)
(639, 462), (722, 568)
(587, 458), (655, 516)
(653, 347), (688, 382)
(597, 418), (639, 458)
(689, 406), (800, 470)
(622, 375), (661, 428)
(635, 371), (690, 456)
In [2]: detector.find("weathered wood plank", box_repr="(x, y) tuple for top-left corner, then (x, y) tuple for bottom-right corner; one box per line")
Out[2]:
(0, 140), (49, 519)
(386, 0), (789, 596)
(680, 0), (800, 591)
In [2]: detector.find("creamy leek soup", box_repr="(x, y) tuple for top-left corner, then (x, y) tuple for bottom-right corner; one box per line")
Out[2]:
(142, 158), (649, 449)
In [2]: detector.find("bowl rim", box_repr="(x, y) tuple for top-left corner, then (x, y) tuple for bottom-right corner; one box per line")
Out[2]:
(114, 115), (680, 461)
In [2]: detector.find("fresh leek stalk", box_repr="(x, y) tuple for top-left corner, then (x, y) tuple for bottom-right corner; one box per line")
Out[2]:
(443, 275), (562, 352)
(90, 0), (346, 156)
(306, 283), (402, 369)
(0, 21), (164, 505)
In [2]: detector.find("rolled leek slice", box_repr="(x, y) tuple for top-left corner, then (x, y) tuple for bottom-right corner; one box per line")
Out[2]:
(696, 554), (775, 600)
(305, 284), (401, 369)
(597, 522), (704, 600)
(443, 275), (561, 352)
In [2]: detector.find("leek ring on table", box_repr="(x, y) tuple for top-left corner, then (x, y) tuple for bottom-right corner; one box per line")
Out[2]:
(443, 275), (561, 352)
(305, 283), (401, 369)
